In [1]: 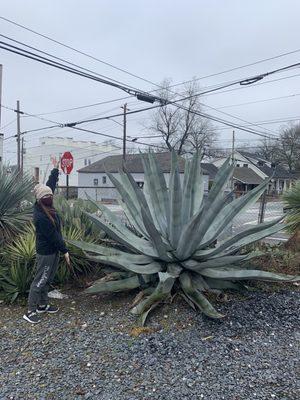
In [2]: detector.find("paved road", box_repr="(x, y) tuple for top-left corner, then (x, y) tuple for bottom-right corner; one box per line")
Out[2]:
(106, 201), (289, 242)
(232, 201), (288, 242)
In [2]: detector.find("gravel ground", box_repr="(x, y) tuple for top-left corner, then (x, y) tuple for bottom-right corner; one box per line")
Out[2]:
(0, 289), (299, 400)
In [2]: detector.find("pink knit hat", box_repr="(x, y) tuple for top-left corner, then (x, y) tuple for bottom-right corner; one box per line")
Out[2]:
(33, 184), (53, 201)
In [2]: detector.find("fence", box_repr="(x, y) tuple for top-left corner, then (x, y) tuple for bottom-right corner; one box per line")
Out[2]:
(56, 186), (287, 242)
(56, 186), (118, 202)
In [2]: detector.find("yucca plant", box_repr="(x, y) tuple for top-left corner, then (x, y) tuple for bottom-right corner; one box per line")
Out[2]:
(0, 226), (36, 302)
(54, 196), (105, 238)
(4, 224), (36, 263)
(0, 168), (34, 241)
(0, 260), (34, 302)
(70, 152), (300, 324)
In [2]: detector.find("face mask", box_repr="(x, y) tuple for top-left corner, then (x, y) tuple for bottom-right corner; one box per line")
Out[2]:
(41, 196), (53, 207)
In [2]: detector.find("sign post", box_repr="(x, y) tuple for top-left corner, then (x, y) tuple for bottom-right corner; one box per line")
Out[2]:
(60, 151), (74, 200)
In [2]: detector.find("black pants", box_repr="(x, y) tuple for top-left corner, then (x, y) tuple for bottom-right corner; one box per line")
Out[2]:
(28, 253), (59, 311)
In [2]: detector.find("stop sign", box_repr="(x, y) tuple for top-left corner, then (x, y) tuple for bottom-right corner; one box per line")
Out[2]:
(61, 151), (74, 175)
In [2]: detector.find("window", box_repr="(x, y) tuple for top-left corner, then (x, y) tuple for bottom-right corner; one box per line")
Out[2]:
(102, 176), (107, 184)
(88, 159), (91, 165)
(93, 178), (99, 186)
(40, 155), (43, 161)
(243, 163), (248, 168)
(236, 164), (240, 167)
(136, 181), (144, 188)
(84, 159), (88, 166)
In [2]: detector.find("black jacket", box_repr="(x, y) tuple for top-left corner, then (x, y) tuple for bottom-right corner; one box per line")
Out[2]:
(33, 168), (68, 255)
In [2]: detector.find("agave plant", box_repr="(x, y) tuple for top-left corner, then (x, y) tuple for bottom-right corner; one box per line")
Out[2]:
(71, 152), (300, 324)
(0, 168), (34, 241)
(283, 182), (300, 234)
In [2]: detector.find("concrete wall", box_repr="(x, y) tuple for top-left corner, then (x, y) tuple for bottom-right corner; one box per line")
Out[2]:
(78, 171), (209, 201)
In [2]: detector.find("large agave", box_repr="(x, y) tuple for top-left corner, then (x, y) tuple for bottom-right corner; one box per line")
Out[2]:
(71, 152), (300, 324)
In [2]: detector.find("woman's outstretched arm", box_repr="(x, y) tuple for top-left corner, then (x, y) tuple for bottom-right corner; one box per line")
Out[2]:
(46, 157), (60, 193)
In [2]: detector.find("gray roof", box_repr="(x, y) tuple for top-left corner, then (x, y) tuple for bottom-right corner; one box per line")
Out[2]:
(78, 153), (185, 173)
(78, 152), (216, 177)
(233, 167), (264, 185)
(200, 163), (219, 179)
(238, 151), (292, 179)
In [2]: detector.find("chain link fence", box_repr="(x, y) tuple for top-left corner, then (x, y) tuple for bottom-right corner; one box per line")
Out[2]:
(56, 186), (287, 242)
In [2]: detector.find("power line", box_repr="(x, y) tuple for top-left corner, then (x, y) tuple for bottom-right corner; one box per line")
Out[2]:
(1, 36), (300, 143)
(205, 72), (300, 98)
(0, 40), (160, 102)
(2, 13), (300, 143)
(0, 15), (157, 88)
(0, 117), (16, 130)
(216, 92), (300, 109)
(2, 15), (300, 96)
(2, 35), (300, 111)
(200, 102), (276, 135)
(1, 82), (284, 142)
(2, 50), (300, 144)
(0, 34), (143, 94)
(21, 96), (131, 117)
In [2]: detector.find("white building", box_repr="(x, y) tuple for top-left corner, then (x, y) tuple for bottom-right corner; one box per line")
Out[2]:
(78, 152), (218, 202)
(23, 136), (121, 186)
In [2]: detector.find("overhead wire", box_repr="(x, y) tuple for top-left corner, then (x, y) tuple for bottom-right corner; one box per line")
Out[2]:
(1, 14), (300, 146)
(0, 34), (144, 93)
(1, 36), (300, 125)
(216, 92), (300, 109)
(2, 15), (300, 94)
(2, 18), (300, 150)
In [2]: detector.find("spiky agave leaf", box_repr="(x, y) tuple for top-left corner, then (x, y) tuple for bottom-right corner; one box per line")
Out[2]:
(72, 151), (300, 324)
(283, 181), (300, 234)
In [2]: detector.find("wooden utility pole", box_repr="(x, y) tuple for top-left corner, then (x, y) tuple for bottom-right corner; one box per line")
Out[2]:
(0, 65), (2, 129)
(231, 130), (235, 190)
(0, 65), (3, 168)
(16, 100), (21, 174)
(21, 137), (24, 176)
(122, 103), (127, 161)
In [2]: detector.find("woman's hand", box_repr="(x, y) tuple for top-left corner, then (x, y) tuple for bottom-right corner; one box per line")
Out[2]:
(64, 252), (71, 266)
(50, 156), (60, 169)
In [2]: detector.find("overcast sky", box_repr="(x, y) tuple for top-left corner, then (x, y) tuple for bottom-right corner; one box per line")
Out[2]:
(1, 0), (300, 163)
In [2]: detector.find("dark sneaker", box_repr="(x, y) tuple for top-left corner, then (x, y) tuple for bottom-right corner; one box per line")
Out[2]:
(37, 304), (59, 314)
(23, 311), (41, 324)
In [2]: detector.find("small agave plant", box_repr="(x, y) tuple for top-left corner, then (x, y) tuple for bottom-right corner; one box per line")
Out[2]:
(71, 152), (299, 325)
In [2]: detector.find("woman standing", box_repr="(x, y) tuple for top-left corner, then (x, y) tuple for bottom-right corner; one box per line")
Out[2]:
(23, 160), (70, 324)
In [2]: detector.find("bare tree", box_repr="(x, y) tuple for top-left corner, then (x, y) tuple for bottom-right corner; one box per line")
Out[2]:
(254, 138), (279, 162)
(252, 124), (300, 172)
(146, 78), (217, 157)
(277, 124), (300, 172)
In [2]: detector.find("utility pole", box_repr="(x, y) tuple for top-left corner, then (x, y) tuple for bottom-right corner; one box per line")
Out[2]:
(122, 103), (127, 161)
(0, 65), (2, 129)
(21, 137), (24, 176)
(231, 130), (235, 191)
(16, 100), (21, 174)
(0, 65), (3, 169)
